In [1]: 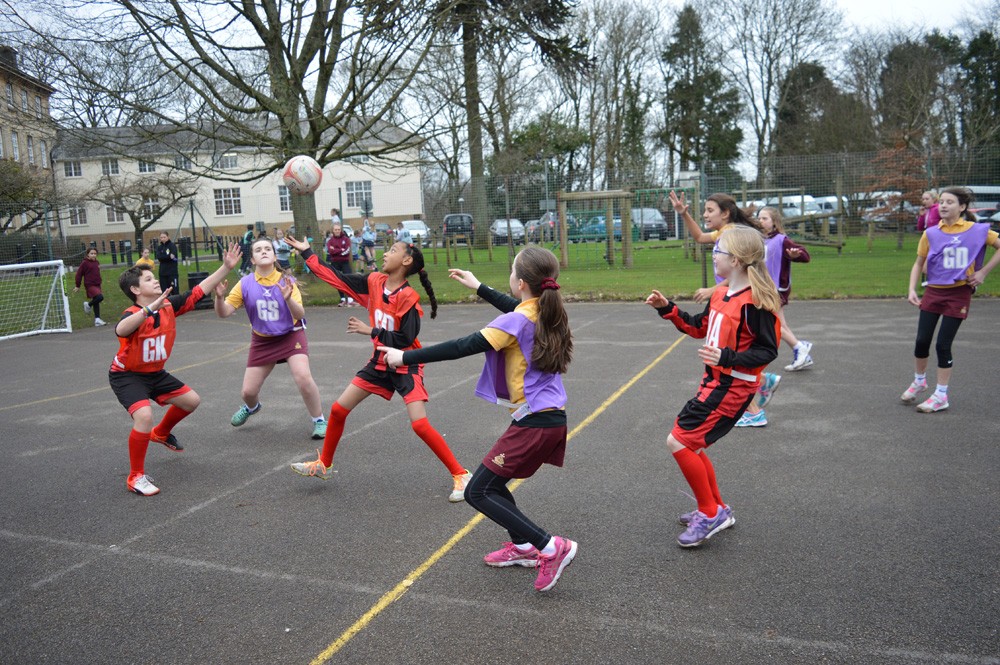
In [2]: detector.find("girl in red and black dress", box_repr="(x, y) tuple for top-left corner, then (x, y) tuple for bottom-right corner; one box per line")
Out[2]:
(646, 225), (781, 548)
(284, 235), (471, 503)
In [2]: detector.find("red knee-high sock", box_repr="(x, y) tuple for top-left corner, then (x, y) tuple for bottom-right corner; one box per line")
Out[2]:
(411, 417), (464, 476)
(699, 451), (725, 510)
(152, 405), (190, 439)
(672, 447), (718, 518)
(128, 429), (150, 477)
(319, 403), (349, 467)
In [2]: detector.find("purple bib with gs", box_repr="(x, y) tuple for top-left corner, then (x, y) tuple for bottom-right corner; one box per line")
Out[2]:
(241, 273), (298, 336)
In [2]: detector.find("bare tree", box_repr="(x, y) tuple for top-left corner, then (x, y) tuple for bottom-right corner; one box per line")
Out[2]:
(64, 167), (201, 246)
(5, 0), (450, 239)
(696, 0), (843, 182)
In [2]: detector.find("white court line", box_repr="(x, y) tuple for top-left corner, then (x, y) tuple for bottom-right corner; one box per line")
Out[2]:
(0, 373), (479, 609)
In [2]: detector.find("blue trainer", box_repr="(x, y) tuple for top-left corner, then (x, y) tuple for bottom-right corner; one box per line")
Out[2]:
(756, 372), (781, 408)
(734, 409), (767, 427)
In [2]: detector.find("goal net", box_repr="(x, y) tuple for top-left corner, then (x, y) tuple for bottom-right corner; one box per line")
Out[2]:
(0, 260), (73, 341)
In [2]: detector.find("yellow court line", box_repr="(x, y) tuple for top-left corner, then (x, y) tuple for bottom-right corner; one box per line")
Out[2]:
(0, 344), (250, 412)
(310, 334), (688, 664)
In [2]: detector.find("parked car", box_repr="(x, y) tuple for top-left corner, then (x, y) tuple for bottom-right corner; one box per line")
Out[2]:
(569, 216), (621, 243)
(490, 218), (525, 245)
(631, 208), (669, 240)
(971, 206), (999, 223)
(374, 222), (392, 241)
(442, 213), (474, 244)
(399, 219), (431, 247)
(527, 212), (557, 242)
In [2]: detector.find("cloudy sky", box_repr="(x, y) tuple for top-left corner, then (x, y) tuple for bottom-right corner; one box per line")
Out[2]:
(836, 0), (976, 31)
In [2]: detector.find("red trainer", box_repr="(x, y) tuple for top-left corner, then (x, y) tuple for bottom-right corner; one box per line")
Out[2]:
(149, 430), (183, 452)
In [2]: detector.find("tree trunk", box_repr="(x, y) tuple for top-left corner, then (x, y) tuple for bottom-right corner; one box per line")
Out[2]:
(462, 19), (488, 248)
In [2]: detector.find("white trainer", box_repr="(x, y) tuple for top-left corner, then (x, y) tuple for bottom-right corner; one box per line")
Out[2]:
(127, 474), (160, 496)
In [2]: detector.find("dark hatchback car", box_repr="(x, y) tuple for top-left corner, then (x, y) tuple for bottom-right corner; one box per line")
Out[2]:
(442, 213), (475, 243)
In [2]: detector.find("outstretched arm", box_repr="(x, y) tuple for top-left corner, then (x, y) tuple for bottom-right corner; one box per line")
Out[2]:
(197, 243), (242, 295)
(378, 331), (493, 369)
(670, 190), (713, 244)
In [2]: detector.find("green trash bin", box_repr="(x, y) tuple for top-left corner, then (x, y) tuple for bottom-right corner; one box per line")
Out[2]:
(187, 271), (213, 309)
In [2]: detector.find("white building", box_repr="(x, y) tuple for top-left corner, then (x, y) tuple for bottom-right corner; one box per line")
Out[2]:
(51, 123), (424, 246)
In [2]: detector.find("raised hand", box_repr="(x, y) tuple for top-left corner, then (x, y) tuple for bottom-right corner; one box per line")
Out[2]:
(448, 268), (481, 291)
(214, 280), (228, 298)
(669, 190), (689, 215)
(149, 286), (173, 312)
(223, 243), (242, 270)
(284, 234), (310, 252)
(645, 289), (669, 308)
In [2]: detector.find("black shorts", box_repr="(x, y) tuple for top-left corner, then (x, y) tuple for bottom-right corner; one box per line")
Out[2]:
(109, 370), (190, 415)
(352, 362), (428, 403)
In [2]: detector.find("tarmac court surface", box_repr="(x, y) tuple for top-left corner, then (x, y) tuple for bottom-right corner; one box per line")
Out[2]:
(1, 299), (998, 664)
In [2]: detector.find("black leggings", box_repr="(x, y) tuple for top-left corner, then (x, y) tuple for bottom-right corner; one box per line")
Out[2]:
(89, 293), (104, 318)
(464, 464), (550, 550)
(914, 310), (964, 369)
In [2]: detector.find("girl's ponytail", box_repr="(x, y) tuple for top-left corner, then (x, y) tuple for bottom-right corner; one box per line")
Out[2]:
(405, 245), (437, 319)
(515, 247), (572, 374)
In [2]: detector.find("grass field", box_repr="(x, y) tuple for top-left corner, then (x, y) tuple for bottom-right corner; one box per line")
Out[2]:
(58, 233), (1000, 329)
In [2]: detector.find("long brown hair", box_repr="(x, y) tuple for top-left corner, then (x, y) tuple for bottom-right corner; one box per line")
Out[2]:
(515, 246), (572, 374)
(758, 206), (785, 234)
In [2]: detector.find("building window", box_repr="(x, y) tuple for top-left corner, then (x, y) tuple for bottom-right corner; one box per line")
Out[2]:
(64, 161), (82, 177)
(102, 159), (120, 176)
(346, 154), (371, 163)
(21, 90), (28, 113)
(68, 206), (88, 226)
(216, 153), (238, 169)
(279, 185), (291, 212)
(142, 196), (160, 220)
(345, 180), (372, 208)
(10, 130), (20, 161)
(35, 96), (42, 119)
(214, 188), (242, 216)
(174, 155), (192, 170)
(138, 160), (156, 173)
(26, 136), (34, 165)
(5, 83), (12, 107)
(106, 202), (126, 223)
(40, 140), (48, 168)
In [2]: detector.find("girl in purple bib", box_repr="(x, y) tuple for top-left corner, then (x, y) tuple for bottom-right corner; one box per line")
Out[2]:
(379, 247), (578, 593)
(214, 237), (327, 439)
(902, 187), (1000, 412)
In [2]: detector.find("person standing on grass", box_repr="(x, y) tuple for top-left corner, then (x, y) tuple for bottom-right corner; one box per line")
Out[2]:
(379, 248), (577, 593)
(646, 225), (780, 548)
(214, 236), (328, 440)
(283, 234), (472, 503)
(109, 243), (242, 496)
(736, 206), (812, 427)
(901, 187), (1000, 413)
(156, 231), (179, 294)
(272, 228), (292, 270)
(917, 190), (941, 233)
(74, 247), (107, 327)
(135, 247), (155, 270)
(325, 223), (356, 307)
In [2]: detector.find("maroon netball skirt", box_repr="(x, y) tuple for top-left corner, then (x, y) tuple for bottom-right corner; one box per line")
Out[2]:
(920, 284), (973, 319)
(247, 328), (309, 367)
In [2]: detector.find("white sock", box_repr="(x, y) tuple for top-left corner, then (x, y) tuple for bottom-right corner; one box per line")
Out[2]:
(248, 403), (261, 413)
(312, 416), (326, 423)
(935, 384), (948, 396)
(513, 542), (534, 553)
(540, 538), (557, 557)
(915, 373), (927, 384)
